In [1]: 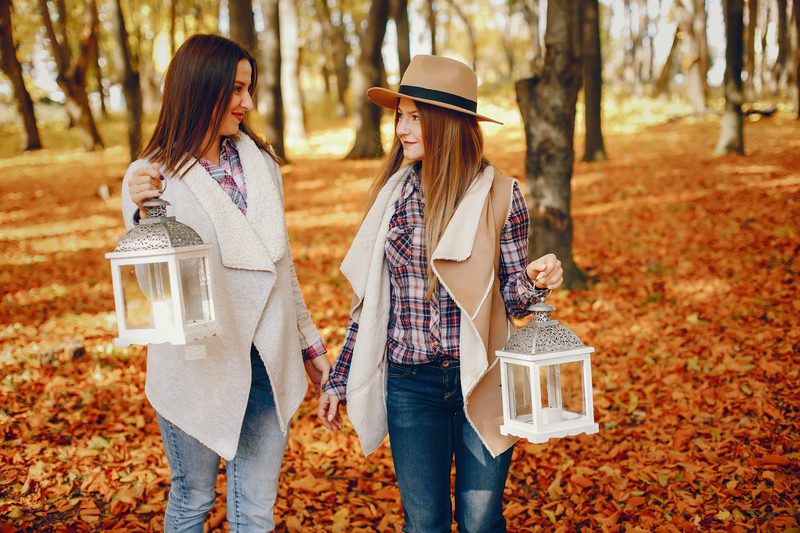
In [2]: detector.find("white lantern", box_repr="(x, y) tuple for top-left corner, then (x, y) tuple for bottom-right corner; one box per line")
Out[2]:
(497, 293), (599, 443)
(105, 198), (219, 347)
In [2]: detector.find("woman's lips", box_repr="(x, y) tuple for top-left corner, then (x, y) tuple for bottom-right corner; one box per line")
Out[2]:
(232, 112), (244, 121)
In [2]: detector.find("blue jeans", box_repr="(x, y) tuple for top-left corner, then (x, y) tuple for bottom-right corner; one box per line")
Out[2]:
(387, 358), (514, 533)
(156, 345), (287, 532)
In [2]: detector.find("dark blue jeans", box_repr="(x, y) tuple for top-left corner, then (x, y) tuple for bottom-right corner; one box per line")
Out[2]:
(386, 358), (514, 533)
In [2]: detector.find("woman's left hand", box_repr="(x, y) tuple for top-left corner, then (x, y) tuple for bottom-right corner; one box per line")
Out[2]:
(526, 253), (563, 290)
(304, 355), (331, 396)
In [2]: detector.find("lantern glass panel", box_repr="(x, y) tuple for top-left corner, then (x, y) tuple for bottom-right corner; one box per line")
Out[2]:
(508, 363), (533, 422)
(179, 257), (212, 325)
(121, 262), (175, 329)
(538, 361), (585, 424)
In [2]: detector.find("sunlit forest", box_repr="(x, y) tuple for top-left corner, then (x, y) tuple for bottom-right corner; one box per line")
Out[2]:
(1, 0), (798, 530)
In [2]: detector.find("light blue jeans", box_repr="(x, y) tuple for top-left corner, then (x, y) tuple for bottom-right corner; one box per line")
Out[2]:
(387, 357), (514, 533)
(156, 345), (287, 532)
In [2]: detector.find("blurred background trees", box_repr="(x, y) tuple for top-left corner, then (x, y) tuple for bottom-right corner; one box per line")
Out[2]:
(1, 0), (798, 286)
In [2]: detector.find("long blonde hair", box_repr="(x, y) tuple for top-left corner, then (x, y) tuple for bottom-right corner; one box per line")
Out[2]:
(367, 100), (488, 299)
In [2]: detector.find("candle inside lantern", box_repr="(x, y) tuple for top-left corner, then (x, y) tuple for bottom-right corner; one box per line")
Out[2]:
(541, 406), (564, 425)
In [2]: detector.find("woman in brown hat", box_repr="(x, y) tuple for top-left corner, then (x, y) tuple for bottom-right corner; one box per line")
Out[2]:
(318, 55), (563, 532)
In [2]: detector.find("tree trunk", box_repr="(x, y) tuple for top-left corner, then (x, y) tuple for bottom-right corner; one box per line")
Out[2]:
(676, 0), (709, 113)
(0, 0), (42, 150)
(745, 0), (757, 99)
(427, 0), (437, 55)
(230, 0), (257, 53)
(794, 0), (800, 116)
(93, 36), (108, 118)
(446, 0), (477, 71)
(111, 0), (142, 161)
(772, 0), (789, 88)
(260, 0), (285, 159)
(515, 0), (587, 289)
(280, 0), (306, 141)
(316, 0), (349, 117)
(583, 0), (606, 162)
(521, 0), (543, 75)
(715, 0), (744, 156)
(345, 0), (389, 159)
(759, 0), (769, 92)
(38, 0), (104, 150)
(170, 0), (177, 55)
(391, 0), (410, 74)
(654, 26), (679, 95)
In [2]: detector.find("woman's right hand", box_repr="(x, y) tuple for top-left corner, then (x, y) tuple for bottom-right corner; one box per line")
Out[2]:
(317, 392), (343, 432)
(129, 163), (164, 213)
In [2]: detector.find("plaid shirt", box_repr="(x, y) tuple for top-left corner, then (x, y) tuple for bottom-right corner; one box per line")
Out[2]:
(198, 137), (248, 214)
(324, 168), (540, 399)
(199, 138), (325, 362)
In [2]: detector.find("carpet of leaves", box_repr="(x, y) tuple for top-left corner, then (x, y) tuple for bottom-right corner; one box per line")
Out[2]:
(0, 110), (798, 531)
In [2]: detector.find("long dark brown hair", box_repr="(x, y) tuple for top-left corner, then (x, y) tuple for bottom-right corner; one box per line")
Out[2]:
(140, 34), (276, 177)
(368, 100), (488, 298)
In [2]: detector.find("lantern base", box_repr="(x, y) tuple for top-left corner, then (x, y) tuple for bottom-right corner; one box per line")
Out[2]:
(500, 421), (599, 444)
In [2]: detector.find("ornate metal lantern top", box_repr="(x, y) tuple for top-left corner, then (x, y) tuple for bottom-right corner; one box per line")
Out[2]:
(114, 198), (203, 253)
(502, 291), (586, 356)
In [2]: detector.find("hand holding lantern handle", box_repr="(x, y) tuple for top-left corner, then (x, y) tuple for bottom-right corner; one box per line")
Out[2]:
(526, 253), (563, 291)
(129, 163), (166, 219)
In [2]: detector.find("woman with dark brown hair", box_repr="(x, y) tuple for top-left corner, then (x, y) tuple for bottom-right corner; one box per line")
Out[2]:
(317, 55), (564, 532)
(121, 34), (330, 531)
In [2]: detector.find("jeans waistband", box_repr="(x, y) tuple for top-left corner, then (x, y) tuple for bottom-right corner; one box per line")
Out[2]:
(389, 356), (460, 370)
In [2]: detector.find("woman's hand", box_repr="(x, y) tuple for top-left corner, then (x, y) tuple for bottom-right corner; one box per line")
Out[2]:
(304, 355), (331, 396)
(317, 392), (343, 432)
(526, 253), (563, 290)
(129, 163), (164, 215)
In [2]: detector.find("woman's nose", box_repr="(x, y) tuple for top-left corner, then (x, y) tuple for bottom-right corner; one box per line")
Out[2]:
(241, 91), (254, 110)
(396, 118), (408, 135)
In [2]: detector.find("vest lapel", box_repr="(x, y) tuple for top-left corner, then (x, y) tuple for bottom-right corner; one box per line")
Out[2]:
(341, 164), (412, 306)
(179, 133), (286, 271)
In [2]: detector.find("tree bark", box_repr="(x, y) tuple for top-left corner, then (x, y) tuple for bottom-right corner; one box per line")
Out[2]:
(345, 0), (389, 159)
(316, 0), (349, 117)
(794, 0), (800, 116)
(675, 0), (709, 113)
(93, 36), (108, 118)
(715, 0), (744, 156)
(446, 0), (477, 71)
(772, 0), (789, 88)
(280, 0), (306, 141)
(427, 0), (437, 55)
(38, 0), (104, 150)
(391, 0), (410, 74)
(230, 0), (258, 53)
(654, 26), (679, 95)
(515, 0), (587, 289)
(111, 0), (142, 161)
(583, 0), (606, 162)
(260, 0), (285, 159)
(745, 0), (757, 99)
(0, 0), (42, 150)
(521, 0), (543, 75)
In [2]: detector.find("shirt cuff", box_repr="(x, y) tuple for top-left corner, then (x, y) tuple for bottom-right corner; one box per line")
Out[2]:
(301, 339), (327, 362)
(322, 379), (346, 402)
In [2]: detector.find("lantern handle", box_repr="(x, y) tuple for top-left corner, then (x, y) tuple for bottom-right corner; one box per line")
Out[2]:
(534, 288), (553, 304)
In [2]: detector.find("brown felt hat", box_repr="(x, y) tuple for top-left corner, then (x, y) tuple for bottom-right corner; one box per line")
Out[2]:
(367, 55), (502, 125)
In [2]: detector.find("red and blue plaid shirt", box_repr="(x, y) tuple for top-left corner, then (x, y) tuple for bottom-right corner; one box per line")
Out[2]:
(199, 138), (326, 362)
(324, 167), (540, 399)
(198, 137), (248, 214)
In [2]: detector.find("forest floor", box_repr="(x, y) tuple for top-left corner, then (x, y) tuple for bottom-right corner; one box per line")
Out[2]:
(0, 99), (798, 531)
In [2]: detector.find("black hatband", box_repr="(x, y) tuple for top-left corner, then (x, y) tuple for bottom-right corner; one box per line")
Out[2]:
(398, 85), (477, 113)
